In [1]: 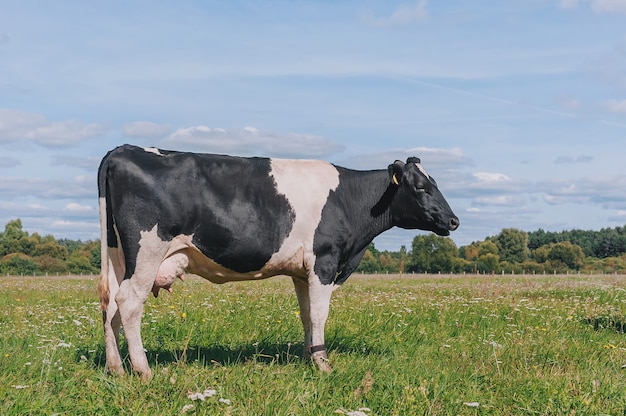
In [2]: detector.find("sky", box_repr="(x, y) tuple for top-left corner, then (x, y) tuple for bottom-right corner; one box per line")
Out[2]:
(1, 0), (626, 251)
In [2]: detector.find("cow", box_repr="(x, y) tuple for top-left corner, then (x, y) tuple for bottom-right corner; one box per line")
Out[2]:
(98, 144), (459, 380)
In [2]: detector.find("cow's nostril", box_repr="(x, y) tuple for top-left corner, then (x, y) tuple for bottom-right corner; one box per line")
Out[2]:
(449, 217), (460, 231)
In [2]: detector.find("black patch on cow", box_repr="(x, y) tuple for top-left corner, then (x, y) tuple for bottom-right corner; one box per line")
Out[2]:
(312, 168), (393, 285)
(370, 183), (399, 217)
(101, 145), (296, 278)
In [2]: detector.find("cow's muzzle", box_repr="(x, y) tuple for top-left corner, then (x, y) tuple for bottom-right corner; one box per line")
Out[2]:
(449, 216), (460, 231)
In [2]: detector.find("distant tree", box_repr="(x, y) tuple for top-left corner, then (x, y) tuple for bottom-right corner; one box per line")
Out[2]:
(34, 255), (69, 274)
(547, 241), (585, 270)
(357, 248), (379, 273)
(459, 243), (479, 261)
(67, 253), (97, 274)
(476, 240), (500, 273)
(57, 238), (85, 256)
(409, 235), (459, 273)
(33, 234), (69, 260)
(0, 253), (37, 275)
(493, 228), (529, 263)
(0, 219), (29, 256)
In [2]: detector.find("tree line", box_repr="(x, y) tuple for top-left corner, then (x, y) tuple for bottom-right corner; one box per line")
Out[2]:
(0, 219), (100, 276)
(357, 227), (626, 275)
(2, 218), (626, 276)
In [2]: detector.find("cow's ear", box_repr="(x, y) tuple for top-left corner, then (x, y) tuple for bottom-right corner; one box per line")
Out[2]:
(388, 160), (405, 186)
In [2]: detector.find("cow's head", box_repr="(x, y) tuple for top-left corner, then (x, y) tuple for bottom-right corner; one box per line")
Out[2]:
(387, 157), (459, 236)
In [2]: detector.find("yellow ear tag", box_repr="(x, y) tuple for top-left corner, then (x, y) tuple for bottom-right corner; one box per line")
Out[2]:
(392, 173), (399, 185)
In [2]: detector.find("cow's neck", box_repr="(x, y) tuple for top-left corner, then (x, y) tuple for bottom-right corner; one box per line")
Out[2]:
(333, 168), (395, 248)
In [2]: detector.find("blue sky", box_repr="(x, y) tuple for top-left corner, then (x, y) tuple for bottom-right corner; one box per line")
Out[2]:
(1, 0), (626, 251)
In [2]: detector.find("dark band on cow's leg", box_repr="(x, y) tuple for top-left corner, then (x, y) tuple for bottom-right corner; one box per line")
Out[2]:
(308, 344), (327, 355)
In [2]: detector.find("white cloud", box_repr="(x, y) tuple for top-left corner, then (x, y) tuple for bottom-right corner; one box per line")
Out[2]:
(363, 0), (429, 27)
(554, 155), (594, 164)
(122, 121), (171, 139)
(473, 195), (525, 207)
(0, 175), (93, 200)
(162, 126), (343, 158)
(64, 203), (94, 213)
(603, 99), (626, 115)
(50, 155), (100, 171)
(540, 174), (626, 206)
(0, 156), (21, 168)
(473, 172), (511, 183)
(592, 0), (626, 13)
(340, 147), (471, 170)
(558, 0), (579, 9)
(0, 109), (103, 147)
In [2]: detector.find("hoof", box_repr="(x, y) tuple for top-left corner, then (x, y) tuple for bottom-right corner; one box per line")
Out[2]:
(306, 344), (332, 372)
(106, 364), (126, 377)
(139, 369), (153, 382)
(312, 354), (332, 373)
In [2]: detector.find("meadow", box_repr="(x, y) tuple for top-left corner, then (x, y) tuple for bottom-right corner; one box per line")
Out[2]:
(1, 273), (625, 415)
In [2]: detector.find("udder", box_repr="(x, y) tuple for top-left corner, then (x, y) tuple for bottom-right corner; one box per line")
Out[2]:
(152, 252), (189, 297)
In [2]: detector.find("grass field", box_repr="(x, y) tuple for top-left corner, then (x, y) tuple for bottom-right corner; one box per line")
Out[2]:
(1, 273), (625, 415)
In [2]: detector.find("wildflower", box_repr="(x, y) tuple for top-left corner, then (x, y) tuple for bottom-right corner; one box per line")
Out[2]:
(187, 392), (205, 401)
(13, 385), (29, 389)
(73, 319), (82, 326)
(181, 312), (187, 319)
(187, 388), (217, 401)
(219, 398), (232, 405)
(463, 402), (480, 407)
(181, 404), (195, 413)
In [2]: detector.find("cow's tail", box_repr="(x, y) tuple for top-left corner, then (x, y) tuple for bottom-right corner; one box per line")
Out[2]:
(97, 149), (114, 312)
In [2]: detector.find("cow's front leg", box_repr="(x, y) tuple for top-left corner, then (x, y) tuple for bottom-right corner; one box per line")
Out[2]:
(294, 276), (335, 372)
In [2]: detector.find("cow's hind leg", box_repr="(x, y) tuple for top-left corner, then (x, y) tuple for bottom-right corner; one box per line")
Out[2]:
(293, 276), (334, 372)
(115, 227), (167, 380)
(103, 298), (123, 375)
(116, 274), (155, 380)
(102, 250), (125, 375)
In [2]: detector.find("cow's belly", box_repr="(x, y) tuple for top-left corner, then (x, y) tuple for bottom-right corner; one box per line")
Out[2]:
(156, 244), (307, 287)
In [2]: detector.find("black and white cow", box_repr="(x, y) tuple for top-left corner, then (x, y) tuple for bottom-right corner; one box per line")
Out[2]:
(98, 144), (459, 379)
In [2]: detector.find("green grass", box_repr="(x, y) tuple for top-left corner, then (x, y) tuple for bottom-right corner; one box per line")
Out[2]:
(1, 274), (625, 415)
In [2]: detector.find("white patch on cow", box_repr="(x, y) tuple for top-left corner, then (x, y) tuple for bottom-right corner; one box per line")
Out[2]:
(416, 163), (430, 179)
(142, 147), (163, 156)
(268, 159), (340, 274)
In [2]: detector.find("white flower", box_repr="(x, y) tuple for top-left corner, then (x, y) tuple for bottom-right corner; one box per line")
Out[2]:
(463, 402), (480, 407)
(219, 398), (232, 405)
(181, 404), (195, 413)
(187, 392), (205, 401)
